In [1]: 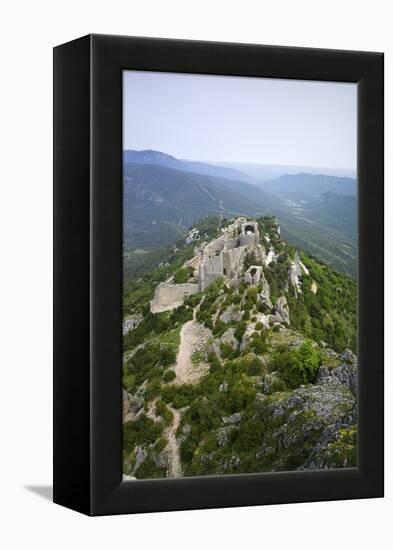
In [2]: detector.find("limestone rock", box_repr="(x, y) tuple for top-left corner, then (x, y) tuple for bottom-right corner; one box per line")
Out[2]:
(122, 389), (131, 418)
(317, 350), (358, 396)
(212, 327), (239, 357)
(216, 426), (232, 447)
(123, 313), (143, 335)
(253, 380), (356, 470)
(222, 412), (241, 425)
(219, 305), (243, 324)
(131, 446), (148, 474)
(275, 295), (290, 325)
(219, 381), (229, 392)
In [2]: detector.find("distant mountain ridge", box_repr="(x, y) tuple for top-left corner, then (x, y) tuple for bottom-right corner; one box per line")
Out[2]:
(259, 172), (357, 197)
(122, 151), (358, 275)
(123, 149), (255, 183)
(123, 162), (279, 250)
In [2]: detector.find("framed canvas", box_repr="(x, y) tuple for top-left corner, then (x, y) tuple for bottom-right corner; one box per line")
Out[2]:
(53, 34), (384, 516)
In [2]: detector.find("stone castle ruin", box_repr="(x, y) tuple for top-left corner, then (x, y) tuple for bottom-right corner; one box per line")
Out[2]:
(150, 218), (267, 313)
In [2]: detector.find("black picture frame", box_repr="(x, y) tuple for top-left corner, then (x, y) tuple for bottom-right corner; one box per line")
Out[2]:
(53, 34), (384, 516)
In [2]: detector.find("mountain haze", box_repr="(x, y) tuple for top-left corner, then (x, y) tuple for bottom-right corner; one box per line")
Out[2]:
(123, 151), (357, 276)
(123, 162), (280, 250)
(124, 149), (255, 183)
(259, 173), (357, 197)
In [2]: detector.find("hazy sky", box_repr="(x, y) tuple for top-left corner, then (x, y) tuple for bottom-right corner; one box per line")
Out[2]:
(123, 70), (357, 170)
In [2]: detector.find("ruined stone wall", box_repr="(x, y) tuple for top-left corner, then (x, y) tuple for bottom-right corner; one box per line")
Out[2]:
(150, 282), (199, 313)
(239, 233), (258, 247)
(224, 237), (240, 251)
(204, 237), (225, 257)
(199, 253), (224, 290)
(245, 265), (263, 286)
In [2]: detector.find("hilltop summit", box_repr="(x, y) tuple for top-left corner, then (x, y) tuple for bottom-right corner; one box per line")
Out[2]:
(122, 216), (357, 479)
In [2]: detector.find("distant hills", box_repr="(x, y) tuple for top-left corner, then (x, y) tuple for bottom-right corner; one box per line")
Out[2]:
(123, 150), (358, 276)
(123, 149), (255, 183)
(123, 162), (279, 250)
(258, 173), (357, 197)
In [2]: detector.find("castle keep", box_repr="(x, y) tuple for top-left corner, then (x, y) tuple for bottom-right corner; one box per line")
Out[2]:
(150, 218), (266, 313)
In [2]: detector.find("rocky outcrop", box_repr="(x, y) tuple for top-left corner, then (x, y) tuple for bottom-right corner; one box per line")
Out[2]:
(317, 348), (358, 396)
(131, 446), (148, 475)
(123, 383), (146, 421)
(259, 269), (273, 309)
(219, 305), (243, 324)
(123, 313), (144, 335)
(274, 295), (290, 325)
(212, 327), (239, 357)
(222, 412), (241, 425)
(289, 252), (302, 296)
(254, 379), (356, 470)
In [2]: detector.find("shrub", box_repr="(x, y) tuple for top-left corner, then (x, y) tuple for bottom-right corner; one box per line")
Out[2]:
(185, 292), (203, 308)
(220, 342), (236, 359)
(163, 370), (176, 382)
(154, 437), (168, 453)
(161, 384), (199, 409)
(234, 321), (247, 342)
(145, 377), (162, 401)
(170, 305), (193, 324)
(272, 340), (320, 388)
(213, 319), (226, 336)
(123, 415), (163, 454)
(135, 457), (166, 479)
(155, 400), (174, 425)
(292, 340), (320, 384)
(250, 335), (268, 355)
(173, 268), (189, 284)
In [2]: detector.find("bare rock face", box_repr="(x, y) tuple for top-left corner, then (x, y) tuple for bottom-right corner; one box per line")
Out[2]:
(122, 389), (131, 418)
(259, 269), (273, 309)
(131, 446), (148, 475)
(274, 295), (290, 325)
(123, 383), (146, 421)
(123, 313), (143, 335)
(222, 412), (242, 425)
(288, 252), (302, 296)
(254, 380), (356, 470)
(219, 305), (243, 324)
(151, 449), (168, 469)
(317, 348), (358, 397)
(212, 327), (239, 357)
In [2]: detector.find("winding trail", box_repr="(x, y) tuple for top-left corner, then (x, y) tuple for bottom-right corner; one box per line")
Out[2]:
(165, 406), (183, 478)
(172, 315), (211, 385)
(163, 312), (212, 477)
